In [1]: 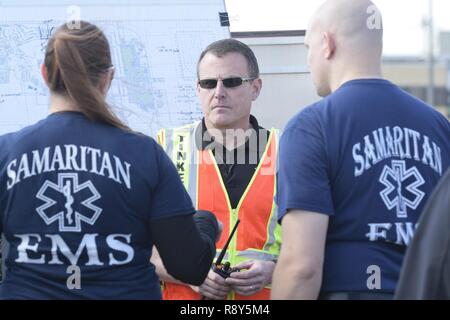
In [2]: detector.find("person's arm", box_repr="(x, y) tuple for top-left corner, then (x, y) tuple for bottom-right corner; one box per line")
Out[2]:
(271, 210), (329, 300)
(150, 246), (183, 284)
(150, 213), (230, 299)
(150, 210), (223, 285)
(273, 109), (333, 299)
(147, 141), (222, 286)
(150, 210), (220, 286)
(151, 248), (230, 299)
(149, 138), (230, 298)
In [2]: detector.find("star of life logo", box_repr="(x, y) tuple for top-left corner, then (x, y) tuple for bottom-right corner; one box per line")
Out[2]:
(379, 160), (425, 218)
(36, 173), (102, 232)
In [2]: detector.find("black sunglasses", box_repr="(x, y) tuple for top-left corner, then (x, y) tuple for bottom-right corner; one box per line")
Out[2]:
(198, 77), (257, 89)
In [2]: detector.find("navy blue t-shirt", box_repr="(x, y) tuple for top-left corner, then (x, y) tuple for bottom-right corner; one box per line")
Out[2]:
(277, 79), (450, 293)
(0, 112), (195, 299)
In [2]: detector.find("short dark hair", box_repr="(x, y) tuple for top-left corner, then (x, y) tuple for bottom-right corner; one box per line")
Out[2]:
(196, 38), (259, 78)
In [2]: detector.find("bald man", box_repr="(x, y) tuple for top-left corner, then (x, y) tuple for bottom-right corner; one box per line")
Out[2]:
(272, 0), (450, 300)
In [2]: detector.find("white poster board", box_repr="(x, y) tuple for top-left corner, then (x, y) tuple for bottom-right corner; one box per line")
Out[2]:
(0, 0), (230, 137)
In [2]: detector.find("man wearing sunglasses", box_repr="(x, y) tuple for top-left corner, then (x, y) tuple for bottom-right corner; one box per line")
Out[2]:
(151, 38), (281, 300)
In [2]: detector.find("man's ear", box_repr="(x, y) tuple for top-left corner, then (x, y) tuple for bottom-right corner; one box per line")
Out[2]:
(40, 63), (50, 88)
(322, 32), (336, 60)
(251, 78), (262, 101)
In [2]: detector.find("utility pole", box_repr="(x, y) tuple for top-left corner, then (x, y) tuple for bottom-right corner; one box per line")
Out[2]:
(427, 0), (435, 105)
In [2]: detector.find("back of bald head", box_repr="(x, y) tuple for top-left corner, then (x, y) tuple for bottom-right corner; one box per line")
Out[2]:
(312, 0), (383, 60)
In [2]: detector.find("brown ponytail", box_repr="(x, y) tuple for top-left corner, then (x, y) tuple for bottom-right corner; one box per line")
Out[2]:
(44, 21), (130, 131)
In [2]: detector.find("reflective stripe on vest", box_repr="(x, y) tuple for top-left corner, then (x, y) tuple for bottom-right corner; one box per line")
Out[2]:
(159, 122), (281, 300)
(158, 124), (199, 203)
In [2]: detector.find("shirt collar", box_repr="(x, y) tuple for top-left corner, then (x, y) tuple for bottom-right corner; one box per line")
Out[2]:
(195, 115), (264, 153)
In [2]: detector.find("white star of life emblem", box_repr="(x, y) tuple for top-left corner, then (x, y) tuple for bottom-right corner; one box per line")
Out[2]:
(36, 173), (102, 232)
(379, 160), (425, 218)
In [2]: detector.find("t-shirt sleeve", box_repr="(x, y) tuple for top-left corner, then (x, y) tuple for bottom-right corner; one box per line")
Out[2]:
(148, 142), (195, 220)
(276, 109), (334, 222)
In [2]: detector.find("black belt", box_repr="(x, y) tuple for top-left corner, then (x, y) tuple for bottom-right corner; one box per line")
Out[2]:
(319, 292), (394, 300)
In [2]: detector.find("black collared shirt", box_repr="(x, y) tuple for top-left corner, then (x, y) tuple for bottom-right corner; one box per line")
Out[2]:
(195, 115), (270, 209)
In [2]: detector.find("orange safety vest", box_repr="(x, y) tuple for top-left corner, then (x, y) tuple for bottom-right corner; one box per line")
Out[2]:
(157, 122), (281, 300)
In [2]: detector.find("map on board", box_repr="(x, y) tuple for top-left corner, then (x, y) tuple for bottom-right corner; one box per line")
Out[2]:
(0, 0), (230, 137)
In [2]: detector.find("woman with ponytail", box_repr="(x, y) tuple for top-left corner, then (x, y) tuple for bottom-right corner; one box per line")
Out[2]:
(0, 21), (221, 299)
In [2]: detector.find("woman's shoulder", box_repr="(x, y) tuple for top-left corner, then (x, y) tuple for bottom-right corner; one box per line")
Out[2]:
(0, 117), (48, 146)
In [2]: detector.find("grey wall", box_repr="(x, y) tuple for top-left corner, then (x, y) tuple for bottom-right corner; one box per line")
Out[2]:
(236, 36), (320, 130)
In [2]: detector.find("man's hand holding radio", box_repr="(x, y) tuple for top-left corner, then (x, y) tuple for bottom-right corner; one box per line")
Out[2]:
(225, 259), (276, 296)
